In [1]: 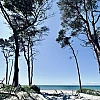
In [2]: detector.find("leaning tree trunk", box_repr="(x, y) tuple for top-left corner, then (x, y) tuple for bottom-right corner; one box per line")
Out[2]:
(69, 44), (82, 93)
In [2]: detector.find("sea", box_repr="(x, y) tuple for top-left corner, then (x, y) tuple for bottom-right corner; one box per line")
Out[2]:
(37, 85), (100, 90)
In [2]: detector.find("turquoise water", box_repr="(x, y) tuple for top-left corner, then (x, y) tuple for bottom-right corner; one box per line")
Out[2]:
(37, 85), (100, 90)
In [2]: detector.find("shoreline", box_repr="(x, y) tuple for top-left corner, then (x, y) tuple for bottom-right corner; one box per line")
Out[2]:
(38, 85), (100, 91)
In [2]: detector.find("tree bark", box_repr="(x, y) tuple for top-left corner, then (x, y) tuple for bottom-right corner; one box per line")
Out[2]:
(8, 60), (13, 85)
(5, 57), (8, 84)
(13, 30), (19, 87)
(69, 44), (82, 93)
(2, 50), (9, 84)
(30, 47), (34, 85)
(28, 36), (31, 85)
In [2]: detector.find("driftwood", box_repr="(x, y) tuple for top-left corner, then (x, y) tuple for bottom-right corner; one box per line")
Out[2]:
(27, 92), (35, 100)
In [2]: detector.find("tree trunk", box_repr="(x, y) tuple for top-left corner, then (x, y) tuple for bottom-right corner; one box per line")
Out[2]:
(21, 37), (31, 85)
(92, 44), (100, 72)
(28, 36), (31, 85)
(8, 59), (13, 85)
(30, 47), (34, 85)
(5, 57), (8, 84)
(27, 59), (31, 85)
(13, 30), (19, 87)
(69, 44), (82, 93)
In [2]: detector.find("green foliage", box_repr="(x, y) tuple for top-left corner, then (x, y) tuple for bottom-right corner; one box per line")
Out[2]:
(0, 84), (15, 92)
(57, 0), (100, 43)
(57, 0), (100, 72)
(0, 94), (11, 100)
(22, 85), (40, 93)
(0, 84), (15, 99)
(2, 0), (50, 54)
(0, 84), (40, 93)
(2, 0), (51, 32)
(0, 38), (11, 47)
(77, 88), (100, 96)
(30, 85), (40, 93)
(56, 29), (71, 48)
(0, 38), (14, 53)
(0, 84), (40, 99)
(3, 0), (46, 15)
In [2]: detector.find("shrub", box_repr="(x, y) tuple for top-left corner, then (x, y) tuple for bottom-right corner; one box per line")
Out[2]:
(30, 85), (40, 93)
(77, 88), (100, 96)
(22, 85), (40, 93)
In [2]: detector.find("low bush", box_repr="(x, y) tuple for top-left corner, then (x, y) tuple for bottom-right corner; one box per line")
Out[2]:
(77, 88), (100, 96)
(0, 84), (40, 99)
(22, 85), (40, 93)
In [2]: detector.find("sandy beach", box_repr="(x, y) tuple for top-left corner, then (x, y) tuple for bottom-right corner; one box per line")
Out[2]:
(40, 90), (100, 100)
(41, 90), (76, 94)
(3, 89), (100, 100)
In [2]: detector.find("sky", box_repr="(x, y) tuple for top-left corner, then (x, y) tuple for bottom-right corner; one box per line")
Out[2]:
(0, 1), (100, 85)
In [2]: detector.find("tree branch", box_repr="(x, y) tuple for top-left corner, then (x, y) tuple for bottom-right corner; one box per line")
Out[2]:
(95, 14), (100, 24)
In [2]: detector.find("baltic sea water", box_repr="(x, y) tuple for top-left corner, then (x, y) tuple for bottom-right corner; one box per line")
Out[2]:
(37, 85), (100, 90)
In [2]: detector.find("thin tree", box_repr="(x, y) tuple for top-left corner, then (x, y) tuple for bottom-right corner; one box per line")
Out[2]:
(8, 59), (14, 85)
(0, 38), (14, 84)
(57, 0), (100, 72)
(56, 29), (82, 92)
(0, 2), (20, 86)
(19, 26), (48, 85)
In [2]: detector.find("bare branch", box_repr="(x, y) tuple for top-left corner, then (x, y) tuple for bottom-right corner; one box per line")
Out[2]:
(93, 10), (100, 12)
(80, 44), (92, 48)
(95, 14), (100, 24)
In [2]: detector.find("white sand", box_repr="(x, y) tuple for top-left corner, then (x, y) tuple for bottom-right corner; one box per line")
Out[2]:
(5, 92), (47, 100)
(79, 93), (100, 99)
(41, 90), (100, 100)
(41, 90), (76, 94)
(4, 90), (100, 100)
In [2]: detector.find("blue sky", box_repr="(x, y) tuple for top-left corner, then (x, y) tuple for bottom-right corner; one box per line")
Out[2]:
(0, 1), (100, 85)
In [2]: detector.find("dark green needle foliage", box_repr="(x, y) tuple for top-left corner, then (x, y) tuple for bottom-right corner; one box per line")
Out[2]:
(56, 29), (71, 48)
(57, 0), (100, 72)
